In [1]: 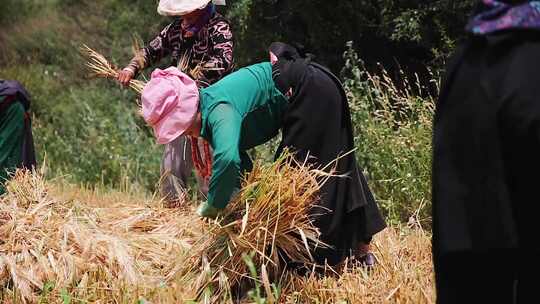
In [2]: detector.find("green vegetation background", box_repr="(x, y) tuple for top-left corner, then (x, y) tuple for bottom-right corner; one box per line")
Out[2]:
(0, 0), (476, 226)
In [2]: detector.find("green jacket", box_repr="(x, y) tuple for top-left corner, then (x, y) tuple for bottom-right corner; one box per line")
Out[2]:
(200, 62), (288, 209)
(0, 96), (25, 194)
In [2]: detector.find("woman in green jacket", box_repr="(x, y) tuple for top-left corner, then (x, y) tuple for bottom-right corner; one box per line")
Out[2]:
(141, 43), (386, 267)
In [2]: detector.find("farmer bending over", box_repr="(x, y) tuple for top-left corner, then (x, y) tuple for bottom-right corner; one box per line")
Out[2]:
(141, 42), (386, 267)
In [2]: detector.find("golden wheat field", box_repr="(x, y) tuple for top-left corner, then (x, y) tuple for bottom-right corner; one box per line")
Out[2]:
(0, 163), (434, 304)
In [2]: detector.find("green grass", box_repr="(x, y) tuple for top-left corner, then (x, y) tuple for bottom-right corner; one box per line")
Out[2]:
(342, 43), (434, 226)
(1, 64), (162, 192)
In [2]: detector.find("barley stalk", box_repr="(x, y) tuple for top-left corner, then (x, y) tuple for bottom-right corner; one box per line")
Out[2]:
(81, 44), (146, 94)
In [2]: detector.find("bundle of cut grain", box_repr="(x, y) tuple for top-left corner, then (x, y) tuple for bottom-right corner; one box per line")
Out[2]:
(81, 44), (146, 94)
(179, 152), (331, 302)
(81, 44), (218, 95)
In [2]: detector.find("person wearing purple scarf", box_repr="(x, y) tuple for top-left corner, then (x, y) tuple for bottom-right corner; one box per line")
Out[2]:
(432, 1), (540, 303)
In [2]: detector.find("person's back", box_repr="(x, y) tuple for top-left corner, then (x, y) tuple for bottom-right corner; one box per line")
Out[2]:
(432, 2), (540, 302)
(433, 33), (540, 254)
(200, 62), (288, 150)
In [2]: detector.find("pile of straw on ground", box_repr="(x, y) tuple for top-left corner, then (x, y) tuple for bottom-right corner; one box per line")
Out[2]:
(0, 170), (198, 303)
(0, 167), (435, 302)
(178, 153), (330, 302)
(0, 153), (330, 303)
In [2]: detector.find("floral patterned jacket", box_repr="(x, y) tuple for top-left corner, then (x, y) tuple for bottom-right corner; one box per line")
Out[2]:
(125, 13), (234, 88)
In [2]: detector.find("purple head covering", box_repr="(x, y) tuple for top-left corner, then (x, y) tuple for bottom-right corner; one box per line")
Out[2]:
(467, 0), (540, 35)
(182, 3), (215, 36)
(0, 80), (31, 110)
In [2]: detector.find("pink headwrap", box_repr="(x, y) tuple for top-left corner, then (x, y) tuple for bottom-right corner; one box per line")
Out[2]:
(142, 67), (199, 144)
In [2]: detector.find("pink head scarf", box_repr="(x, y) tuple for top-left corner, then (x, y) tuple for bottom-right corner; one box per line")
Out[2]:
(141, 67), (199, 144)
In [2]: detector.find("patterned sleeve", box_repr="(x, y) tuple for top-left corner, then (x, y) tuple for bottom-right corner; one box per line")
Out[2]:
(198, 20), (234, 86)
(124, 22), (176, 75)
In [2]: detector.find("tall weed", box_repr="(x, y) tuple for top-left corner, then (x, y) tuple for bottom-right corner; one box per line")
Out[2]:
(342, 42), (435, 227)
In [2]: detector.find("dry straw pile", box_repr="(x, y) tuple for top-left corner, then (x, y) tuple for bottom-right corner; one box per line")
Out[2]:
(178, 153), (330, 302)
(0, 166), (434, 303)
(0, 170), (198, 302)
(0, 154), (331, 303)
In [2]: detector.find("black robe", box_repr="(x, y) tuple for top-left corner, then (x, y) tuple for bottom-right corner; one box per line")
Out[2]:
(270, 43), (386, 266)
(432, 32), (540, 302)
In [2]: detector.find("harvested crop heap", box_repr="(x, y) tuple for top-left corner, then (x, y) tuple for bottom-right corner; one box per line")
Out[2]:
(0, 152), (328, 302)
(181, 153), (327, 302)
(0, 170), (198, 302)
(0, 165), (435, 303)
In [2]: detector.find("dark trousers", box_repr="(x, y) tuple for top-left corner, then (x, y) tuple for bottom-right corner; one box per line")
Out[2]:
(435, 250), (538, 304)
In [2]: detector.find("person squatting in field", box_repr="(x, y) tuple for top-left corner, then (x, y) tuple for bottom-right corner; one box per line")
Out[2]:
(0, 80), (36, 194)
(117, 0), (233, 204)
(139, 42), (387, 267)
(432, 0), (540, 303)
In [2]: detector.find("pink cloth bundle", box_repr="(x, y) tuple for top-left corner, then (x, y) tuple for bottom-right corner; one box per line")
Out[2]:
(141, 67), (199, 144)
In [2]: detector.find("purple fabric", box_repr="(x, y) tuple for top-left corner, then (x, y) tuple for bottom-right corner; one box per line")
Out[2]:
(0, 80), (30, 110)
(183, 3), (215, 35)
(467, 1), (540, 35)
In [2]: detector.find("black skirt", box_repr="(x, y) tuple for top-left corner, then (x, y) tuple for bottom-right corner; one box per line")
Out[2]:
(274, 62), (386, 266)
